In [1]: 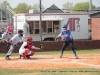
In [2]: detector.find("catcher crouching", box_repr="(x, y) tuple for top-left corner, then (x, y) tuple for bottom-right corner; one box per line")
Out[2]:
(19, 36), (42, 59)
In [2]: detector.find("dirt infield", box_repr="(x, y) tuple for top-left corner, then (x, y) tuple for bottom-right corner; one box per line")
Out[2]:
(0, 54), (100, 69)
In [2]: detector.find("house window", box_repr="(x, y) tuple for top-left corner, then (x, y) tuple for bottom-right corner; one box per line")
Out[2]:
(42, 21), (46, 33)
(0, 18), (7, 22)
(35, 29), (39, 34)
(48, 28), (52, 33)
(53, 21), (60, 33)
(88, 19), (92, 29)
(88, 19), (91, 24)
(34, 21), (39, 34)
(47, 21), (52, 33)
(29, 21), (34, 34)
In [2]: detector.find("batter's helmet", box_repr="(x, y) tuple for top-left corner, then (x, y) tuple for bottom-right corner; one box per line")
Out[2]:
(63, 24), (67, 28)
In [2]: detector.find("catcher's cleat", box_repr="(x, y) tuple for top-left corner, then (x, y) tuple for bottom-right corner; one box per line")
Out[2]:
(19, 55), (22, 59)
(5, 55), (10, 60)
(21, 56), (25, 59)
(21, 54), (26, 59)
(75, 55), (78, 59)
(26, 55), (30, 59)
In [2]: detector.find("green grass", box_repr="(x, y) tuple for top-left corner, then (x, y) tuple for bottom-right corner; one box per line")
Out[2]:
(40, 68), (100, 75)
(0, 68), (100, 75)
(0, 49), (100, 57)
(0, 68), (34, 75)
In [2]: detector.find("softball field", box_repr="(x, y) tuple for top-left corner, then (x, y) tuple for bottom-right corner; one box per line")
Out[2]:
(0, 54), (100, 69)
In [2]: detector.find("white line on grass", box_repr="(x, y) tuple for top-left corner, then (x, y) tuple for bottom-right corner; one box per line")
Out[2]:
(72, 60), (100, 68)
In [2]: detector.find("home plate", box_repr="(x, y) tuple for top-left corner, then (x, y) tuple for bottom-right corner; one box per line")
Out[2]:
(49, 58), (59, 60)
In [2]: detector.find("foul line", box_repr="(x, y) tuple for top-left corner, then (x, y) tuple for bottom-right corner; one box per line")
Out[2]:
(72, 60), (100, 68)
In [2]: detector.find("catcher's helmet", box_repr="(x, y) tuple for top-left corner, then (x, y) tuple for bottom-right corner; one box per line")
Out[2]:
(27, 36), (33, 41)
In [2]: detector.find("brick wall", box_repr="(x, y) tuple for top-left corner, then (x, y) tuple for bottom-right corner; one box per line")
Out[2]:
(92, 18), (100, 40)
(0, 40), (100, 53)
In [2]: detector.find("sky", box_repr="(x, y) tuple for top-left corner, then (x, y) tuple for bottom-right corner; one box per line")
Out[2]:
(0, 0), (100, 8)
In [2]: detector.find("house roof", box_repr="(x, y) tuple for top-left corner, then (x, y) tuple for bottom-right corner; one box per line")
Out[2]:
(87, 6), (100, 15)
(43, 4), (64, 13)
(87, 6), (100, 18)
(90, 11), (100, 18)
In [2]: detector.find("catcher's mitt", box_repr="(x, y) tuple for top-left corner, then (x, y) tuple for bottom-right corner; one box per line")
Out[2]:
(39, 44), (43, 48)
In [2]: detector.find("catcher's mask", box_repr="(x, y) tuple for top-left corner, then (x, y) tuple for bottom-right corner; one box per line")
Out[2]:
(27, 36), (33, 41)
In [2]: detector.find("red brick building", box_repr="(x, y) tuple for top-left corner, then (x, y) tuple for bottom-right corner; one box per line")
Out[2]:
(90, 11), (100, 40)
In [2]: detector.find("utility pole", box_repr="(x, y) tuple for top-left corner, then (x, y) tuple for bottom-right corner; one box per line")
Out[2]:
(0, 5), (3, 27)
(89, 0), (92, 10)
(39, 0), (42, 41)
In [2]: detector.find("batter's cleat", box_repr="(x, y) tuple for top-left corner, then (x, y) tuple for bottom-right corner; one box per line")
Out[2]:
(5, 55), (10, 60)
(60, 54), (63, 58)
(75, 55), (78, 59)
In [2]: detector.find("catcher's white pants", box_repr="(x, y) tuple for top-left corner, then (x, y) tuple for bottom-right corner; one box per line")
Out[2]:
(19, 49), (33, 55)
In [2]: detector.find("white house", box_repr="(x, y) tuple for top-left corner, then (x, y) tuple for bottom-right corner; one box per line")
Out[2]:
(13, 4), (89, 41)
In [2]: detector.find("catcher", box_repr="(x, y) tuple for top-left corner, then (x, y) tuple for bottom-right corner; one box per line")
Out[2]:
(19, 36), (42, 59)
(57, 24), (78, 59)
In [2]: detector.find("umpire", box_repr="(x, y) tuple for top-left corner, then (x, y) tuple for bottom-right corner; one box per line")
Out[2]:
(5, 30), (23, 60)
(57, 24), (78, 59)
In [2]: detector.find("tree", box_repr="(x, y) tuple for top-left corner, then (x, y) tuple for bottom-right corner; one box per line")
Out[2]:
(0, 0), (12, 10)
(62, 2), (73, 13)
(72, 2), (96, 12)
(32, 3), (45, 11)
(13, 2), (32, 13)
(32, 3), (39, 9)
(0, 0), (12, 23)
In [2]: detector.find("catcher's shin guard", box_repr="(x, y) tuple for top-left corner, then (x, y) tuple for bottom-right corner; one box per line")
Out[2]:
(30, 51), (34, 56)
(22, 49), (30, 59)
(26, 51), (34, 59)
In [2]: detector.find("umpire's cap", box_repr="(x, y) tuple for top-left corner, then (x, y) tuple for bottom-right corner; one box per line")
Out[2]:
(18, 30), (23, 33)
(63, 24), (67, 28)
